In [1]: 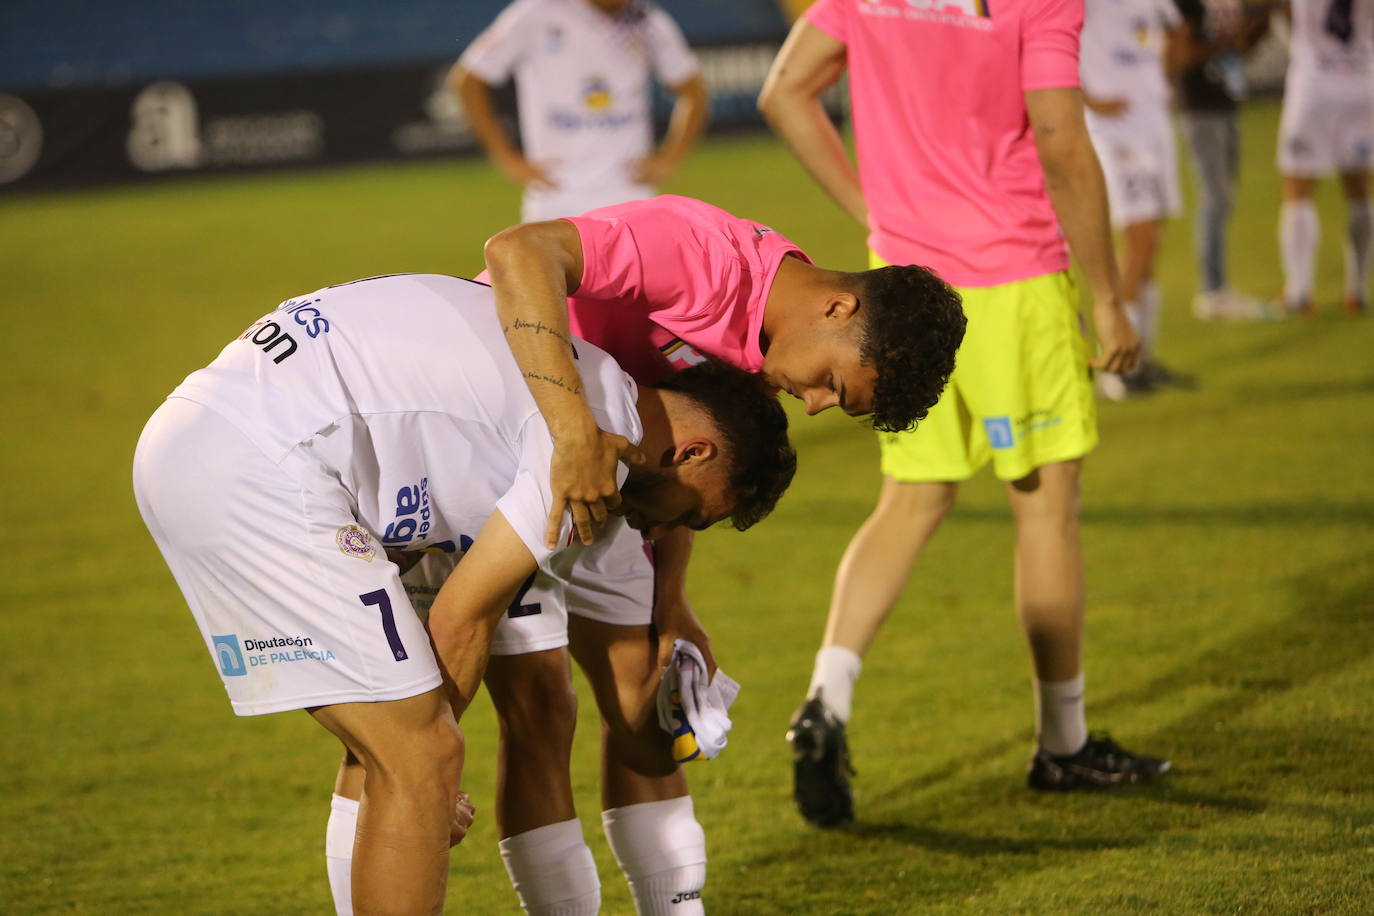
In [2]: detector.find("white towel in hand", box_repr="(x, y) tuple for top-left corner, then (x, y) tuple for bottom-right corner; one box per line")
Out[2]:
(656, 639), (740, 762)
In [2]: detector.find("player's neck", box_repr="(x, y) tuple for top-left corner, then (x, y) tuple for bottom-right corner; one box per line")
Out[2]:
(760, 256), (839, 354)
(634, 387), (675, 466)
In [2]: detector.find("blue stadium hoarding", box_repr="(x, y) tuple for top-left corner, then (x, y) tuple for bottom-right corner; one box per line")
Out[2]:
(0, 0), (797, 189)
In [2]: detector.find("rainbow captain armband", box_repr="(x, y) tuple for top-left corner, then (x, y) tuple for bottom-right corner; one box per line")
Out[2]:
(665, 690), (702, 763)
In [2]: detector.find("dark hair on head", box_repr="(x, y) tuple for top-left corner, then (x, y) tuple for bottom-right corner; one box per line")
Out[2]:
(849, 264), (967, 432)
(655, 360), (797, 531)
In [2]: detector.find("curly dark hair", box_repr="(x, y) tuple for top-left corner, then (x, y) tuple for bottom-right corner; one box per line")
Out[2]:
(655, 360), (797, 531)
(849, 265), (967, 433)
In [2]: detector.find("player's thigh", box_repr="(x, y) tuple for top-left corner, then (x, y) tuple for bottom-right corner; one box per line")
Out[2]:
(567, 616), (662, 739)
(484, 647), (579, 747)
(134, 398), (441, 717)
(955, 272), (1098, 482)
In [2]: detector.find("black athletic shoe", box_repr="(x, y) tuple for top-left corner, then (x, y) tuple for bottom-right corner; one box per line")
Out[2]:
(1138, 359), (1197, 390)
(787, 695), (855, 826)
(1028, 733), (1172, 791)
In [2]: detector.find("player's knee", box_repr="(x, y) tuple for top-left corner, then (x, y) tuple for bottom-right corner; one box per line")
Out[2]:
(879, 478), (957, 522)
(370, 711), (463, 797)
(603, 797), (707, 912)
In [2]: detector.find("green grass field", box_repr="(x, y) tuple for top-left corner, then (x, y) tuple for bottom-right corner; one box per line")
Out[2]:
(3, 97), (1372, 914)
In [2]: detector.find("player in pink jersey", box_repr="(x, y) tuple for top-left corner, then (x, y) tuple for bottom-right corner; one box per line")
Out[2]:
(480, 193), (966, 912)
(759, 0), (1168, 826)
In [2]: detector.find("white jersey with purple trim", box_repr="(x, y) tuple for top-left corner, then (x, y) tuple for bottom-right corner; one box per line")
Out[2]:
(459, 0), (698, 218)
(1287, 0), (1374, 83)
(170, 273), (640, 567)
(1081, 0), (1182, 136)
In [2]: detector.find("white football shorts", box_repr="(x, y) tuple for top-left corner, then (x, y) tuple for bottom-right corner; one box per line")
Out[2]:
(486, 517), (656, 655)
(1090, 118), (1182, 227)
(133, 397), (443, 716)
(384, 478), (655, 657)
(1278, 76), (1374, 177)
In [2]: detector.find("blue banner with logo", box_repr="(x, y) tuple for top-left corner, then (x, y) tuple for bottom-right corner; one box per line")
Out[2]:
(0, 0), (796, 189)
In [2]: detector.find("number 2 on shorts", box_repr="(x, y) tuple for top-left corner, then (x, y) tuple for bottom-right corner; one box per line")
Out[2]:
(358, 589), (409, 661)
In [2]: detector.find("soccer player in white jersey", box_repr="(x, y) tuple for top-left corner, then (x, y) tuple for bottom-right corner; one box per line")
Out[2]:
(451, 0), (708, 221)
(132, 273), (796, 915)
(1081, 0), (1191, 398)
(1278, 0), (1374, 314)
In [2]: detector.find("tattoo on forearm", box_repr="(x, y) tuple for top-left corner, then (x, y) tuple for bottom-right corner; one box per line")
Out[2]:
(505, 317), (571, 346)
(523, 371), (582, 394)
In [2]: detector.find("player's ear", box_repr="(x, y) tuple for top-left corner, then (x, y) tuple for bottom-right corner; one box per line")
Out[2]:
(672, 437), (718, 466)
(823, 290), (860, 322)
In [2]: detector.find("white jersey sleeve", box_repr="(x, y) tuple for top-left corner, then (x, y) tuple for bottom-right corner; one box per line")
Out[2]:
(459, 0), (540, 83)
(645, 6), (699, 87)
(496, 379), (636, 566)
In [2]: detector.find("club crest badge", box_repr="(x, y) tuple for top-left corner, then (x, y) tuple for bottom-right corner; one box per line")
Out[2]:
(336, 525), (377, 562)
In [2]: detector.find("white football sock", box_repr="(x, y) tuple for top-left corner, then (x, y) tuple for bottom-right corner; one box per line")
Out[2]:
(325, 793), (359, 916)
(602, 797), (707, 916)
(499, 820), (601, 915)
(1138, 280), (1160, 360)
(1345, 199), (1372, 301)
(806, 645), (862, 724)
(1280, 198), (1319, 306)
(1035, 673), (1087, 757)
(1121, 298), (1151, 368)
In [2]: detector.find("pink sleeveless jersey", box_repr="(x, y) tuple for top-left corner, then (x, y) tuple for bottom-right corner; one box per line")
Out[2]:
(806, 0), (1083, 288)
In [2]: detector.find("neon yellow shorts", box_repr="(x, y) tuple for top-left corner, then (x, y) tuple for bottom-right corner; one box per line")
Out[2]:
(876, 258), (1098, 482)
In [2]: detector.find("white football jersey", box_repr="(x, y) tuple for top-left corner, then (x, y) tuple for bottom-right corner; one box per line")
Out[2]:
(459, 0), (698, 195)
(1081, 0), (1182, 134)
(170, 273), (641, 565)
(1286, 0), (1374, 81)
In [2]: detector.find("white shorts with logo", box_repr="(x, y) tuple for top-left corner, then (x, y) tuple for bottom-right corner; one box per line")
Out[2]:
(383, 484), (656, 657)
(1278, 75), (1374, 177)
(133, 398), (443, 716)
(486, 519), (655, 655)
(1089, 119), (1182, 227)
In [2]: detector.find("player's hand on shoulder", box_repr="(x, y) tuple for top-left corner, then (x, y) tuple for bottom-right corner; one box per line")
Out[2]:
(547, 428), (646, 548)
(1090, 297), (1141, 375)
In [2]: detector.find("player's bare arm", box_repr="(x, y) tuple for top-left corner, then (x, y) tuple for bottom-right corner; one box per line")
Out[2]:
(1024, 87), (1140, 374)
(484, 219), (645, 548)
(650, 526), (717, 676)
(635, 74), (709, 185)
(426, 510), (539, 721)
(449, 63), (556, 191)
(1163, 22), (1194, 78)
(757, 20), (868, 227)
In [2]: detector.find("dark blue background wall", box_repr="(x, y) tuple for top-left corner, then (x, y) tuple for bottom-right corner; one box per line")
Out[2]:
(1, 0), (790, 92)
